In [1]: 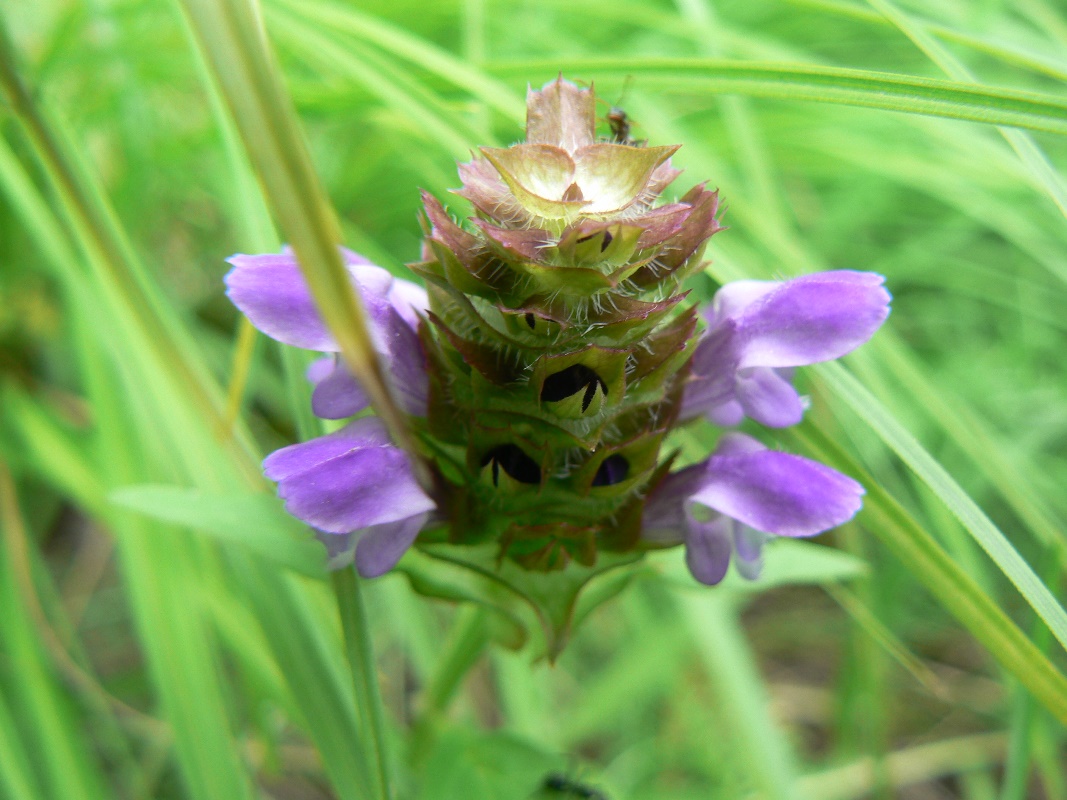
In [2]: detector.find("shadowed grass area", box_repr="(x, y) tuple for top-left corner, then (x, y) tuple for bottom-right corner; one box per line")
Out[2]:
(1, 0), (1066, 798)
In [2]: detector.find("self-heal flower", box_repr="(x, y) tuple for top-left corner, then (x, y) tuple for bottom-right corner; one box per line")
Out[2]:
(642, 434), (865, 585)
(225, 248), (435, 571)
(225, 77), (889, 605)
(681, 271), (891, 428)
(264, 417), (435, 576)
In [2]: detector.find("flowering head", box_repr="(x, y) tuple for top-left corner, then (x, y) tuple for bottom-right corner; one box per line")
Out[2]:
(226, 77), (890, 618)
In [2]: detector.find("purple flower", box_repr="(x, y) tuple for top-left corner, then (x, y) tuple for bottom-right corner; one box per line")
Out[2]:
(264, 417), (435, 576)
(643, 434), (864, 585)
(226, 247), (435, 574)
(225, 247), (429, 418)
(681, 271), (891, 428)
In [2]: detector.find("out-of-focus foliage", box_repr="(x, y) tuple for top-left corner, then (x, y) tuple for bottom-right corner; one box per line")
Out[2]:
(1, 0), (1066, 798)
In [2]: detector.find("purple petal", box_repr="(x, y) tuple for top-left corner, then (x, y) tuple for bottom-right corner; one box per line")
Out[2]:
(377, 308), (429, 416)
(706, 400), (745, 427)
(679, 325), (739, 421)
(641, 462), (708, 543)
(339, 247), (373, 267)
(226, 248), (427, 354)
(388, 278), (429, 332)
(735, 367), (805, 428)
(732, 526), (770, 580)
(316, 529), (357, 571)
(732, 271), (891, 369)
(684, 516), (733, 585)
(689, 439), (864, 538)
(263, 417), (435, 534)
(310, 359), (369, 419)
(225, 253), (340, 351)
(306, 311), (427, 419)
(706, 280), (778, 326)
(355, 512), (430, 578)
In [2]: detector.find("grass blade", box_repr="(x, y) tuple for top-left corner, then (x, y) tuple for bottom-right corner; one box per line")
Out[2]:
(488, 58), (1067, 135)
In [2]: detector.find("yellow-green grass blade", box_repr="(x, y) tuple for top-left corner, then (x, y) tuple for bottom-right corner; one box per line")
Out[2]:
(177, 0), (421, 476)
(488, 58), (1067, 135)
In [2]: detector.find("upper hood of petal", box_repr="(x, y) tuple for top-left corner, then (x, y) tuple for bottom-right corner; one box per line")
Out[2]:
(264, 417), (436, 534)
(708, 270), (892, 369)
(690, 434), (865, 537)
(227, 247), (430, 417)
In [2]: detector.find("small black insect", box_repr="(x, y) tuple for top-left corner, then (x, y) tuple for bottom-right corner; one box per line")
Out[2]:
(606, 105), (633, 144)
(541, 772), (609, 800)
(601, 76), (644, 146)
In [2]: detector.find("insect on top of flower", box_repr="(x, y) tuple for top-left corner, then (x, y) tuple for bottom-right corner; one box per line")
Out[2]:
(225, 76), (891, 590)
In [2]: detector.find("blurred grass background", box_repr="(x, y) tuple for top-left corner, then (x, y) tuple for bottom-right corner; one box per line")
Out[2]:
(2, 0), (1067, 798)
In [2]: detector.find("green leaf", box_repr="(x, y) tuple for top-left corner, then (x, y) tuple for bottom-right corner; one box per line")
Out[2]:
(413, 543), (643, 658)
(110, 485), (326, 578)
(416, 727), (563, 800)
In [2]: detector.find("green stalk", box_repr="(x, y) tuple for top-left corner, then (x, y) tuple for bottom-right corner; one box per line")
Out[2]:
(791, 422), (1067, 725)
(176, 0), (427, 484)
(683, 592), (801, 800)
(332, 569), (393, 800)
(409, 606), (491, 765)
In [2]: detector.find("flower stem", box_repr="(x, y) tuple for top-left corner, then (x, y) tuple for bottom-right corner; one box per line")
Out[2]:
(409, 605), (490, 765)
(331, 568), (392, 800)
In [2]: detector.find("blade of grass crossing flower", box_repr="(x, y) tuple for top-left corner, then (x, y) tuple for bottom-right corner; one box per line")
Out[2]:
(6, 13), (385, 799)
(816, 361), (1067, 657)
(178, 16), (390, 793)
(177, 0), (424, 483)
(487, 58), (1067, 135)
(791, 422), (1067, 724)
